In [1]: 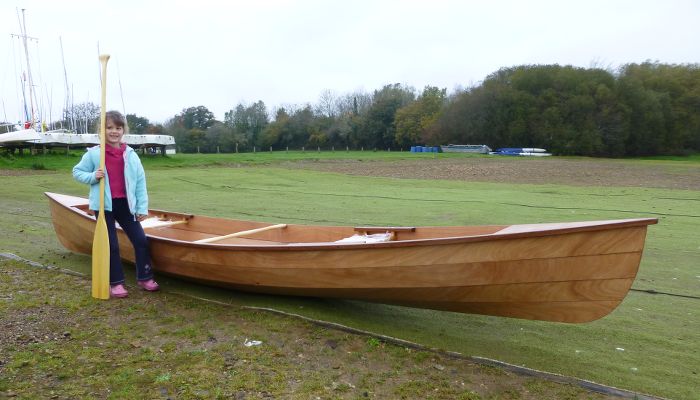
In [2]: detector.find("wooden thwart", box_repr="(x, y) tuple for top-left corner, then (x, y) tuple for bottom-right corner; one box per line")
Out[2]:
(141, 218), (190, 229)
(354, 226), (416, 233)
(195, 223), (288, 244)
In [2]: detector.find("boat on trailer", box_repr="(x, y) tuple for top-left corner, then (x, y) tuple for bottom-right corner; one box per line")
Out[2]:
(46, 192), (657, 323)
(440, 144), (492, 154)
(490, 147), (552, 157)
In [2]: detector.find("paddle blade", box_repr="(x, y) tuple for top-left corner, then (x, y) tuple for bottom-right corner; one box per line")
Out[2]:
(91, 213), (110, 299)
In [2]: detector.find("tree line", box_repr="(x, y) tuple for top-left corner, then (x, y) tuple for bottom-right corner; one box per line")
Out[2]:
(12, 62), (697, 157)
(430, 62), (700, 156)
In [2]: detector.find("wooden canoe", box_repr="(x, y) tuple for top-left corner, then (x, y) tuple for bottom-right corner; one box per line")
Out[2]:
(46, 192), (657, 323)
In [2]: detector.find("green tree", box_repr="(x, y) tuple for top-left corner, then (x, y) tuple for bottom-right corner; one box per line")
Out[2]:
(224, 101), (269, 150)
(323, 116), (353, 148)
(164, 106), (217, 152)
(434, 65), (626, 155)
(126, 114), (150, 134)
(203, 122), (238, 152)
(184, 128), (206, 152)
(174, 106), (217, 130)
(394, 86), (446, 147)
(360, 83), (415, 149)
(618, 62), (700, 155)
(329, 91), (371, 149)
(259, 106), (319, 149)
(146, 124), (165, 134)
(260, 108), (289, 149)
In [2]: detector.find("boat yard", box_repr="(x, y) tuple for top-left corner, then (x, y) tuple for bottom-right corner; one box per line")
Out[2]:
(0, 129), (175, 154)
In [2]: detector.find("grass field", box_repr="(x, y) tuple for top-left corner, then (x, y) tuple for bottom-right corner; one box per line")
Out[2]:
(0, 148), (444, 170)
(1, 151), (699, 399)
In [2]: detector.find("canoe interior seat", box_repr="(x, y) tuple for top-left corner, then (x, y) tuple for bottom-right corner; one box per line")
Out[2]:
(354, 226), (416, 234)
(335, 232), (394, 244)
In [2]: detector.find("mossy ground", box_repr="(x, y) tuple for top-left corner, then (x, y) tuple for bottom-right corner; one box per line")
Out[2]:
(0, 260), (608, 399)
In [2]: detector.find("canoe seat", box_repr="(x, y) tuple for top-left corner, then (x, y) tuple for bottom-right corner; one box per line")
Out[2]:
(352, 226), (415, 241)
(354, 226), (415, 233)
(335, 232), (394, 244)
(141, 218), (189, 229)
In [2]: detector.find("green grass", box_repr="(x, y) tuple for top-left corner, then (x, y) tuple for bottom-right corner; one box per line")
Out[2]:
(2, 148), (698, 169)
(0, 149), (449, 170)
(636, 153), (700, 162)
(1, 153), (699, 399)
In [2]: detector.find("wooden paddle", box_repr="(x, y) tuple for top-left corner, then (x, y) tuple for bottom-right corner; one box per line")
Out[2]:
(91, 54), (111, 299)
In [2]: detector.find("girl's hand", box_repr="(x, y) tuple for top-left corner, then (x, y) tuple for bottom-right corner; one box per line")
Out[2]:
(136, 214), (148, 222)
(94, 168), (104, 180)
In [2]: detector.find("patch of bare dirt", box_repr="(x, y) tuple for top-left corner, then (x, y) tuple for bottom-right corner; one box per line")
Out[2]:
(283, 157), (700, 190)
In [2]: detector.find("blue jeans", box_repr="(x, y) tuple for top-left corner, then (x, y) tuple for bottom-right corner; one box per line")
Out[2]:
(96, 198), (153, 285)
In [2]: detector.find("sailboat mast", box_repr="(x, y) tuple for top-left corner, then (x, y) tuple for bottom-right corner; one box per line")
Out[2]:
(1, 99), (9, 133)
(18, 9), (37, 129)
(117, 60), (126, 116)
(59, 37), (73, 131)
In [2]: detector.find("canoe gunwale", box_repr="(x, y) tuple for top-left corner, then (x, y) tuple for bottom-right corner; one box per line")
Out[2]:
(148, 220), (656, 251)
(45, 192), (658, 252)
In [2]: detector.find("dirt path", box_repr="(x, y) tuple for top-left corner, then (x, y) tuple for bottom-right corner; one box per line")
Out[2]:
(284, 157), (700, 190)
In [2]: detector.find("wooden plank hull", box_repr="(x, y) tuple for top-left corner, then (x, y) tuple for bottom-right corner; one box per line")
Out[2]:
(45, 192), (656, 323)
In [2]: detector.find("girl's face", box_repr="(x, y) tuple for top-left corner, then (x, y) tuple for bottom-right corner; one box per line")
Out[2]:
(105, 120), (124, 147)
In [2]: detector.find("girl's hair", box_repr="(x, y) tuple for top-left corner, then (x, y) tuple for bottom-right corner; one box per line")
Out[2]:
(102, 110), (129, 134)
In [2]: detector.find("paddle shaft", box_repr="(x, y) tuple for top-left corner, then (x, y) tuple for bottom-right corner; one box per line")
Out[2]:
(98, 55), (109, 215)
(91, 54), (111, 300)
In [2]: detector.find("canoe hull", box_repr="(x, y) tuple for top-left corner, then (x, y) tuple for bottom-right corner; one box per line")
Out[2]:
(46, 192), (654, 323)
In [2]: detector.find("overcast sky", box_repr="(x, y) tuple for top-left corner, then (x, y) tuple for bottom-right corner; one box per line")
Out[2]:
(1, 0), (698, 124)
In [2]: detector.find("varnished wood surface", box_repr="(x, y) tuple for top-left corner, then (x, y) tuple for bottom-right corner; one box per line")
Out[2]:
(195, 223), (288, 244)
(46, 192), (657, 323)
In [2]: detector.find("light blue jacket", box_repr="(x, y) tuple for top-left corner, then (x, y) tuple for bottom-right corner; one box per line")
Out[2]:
(72, 145), (148, 215)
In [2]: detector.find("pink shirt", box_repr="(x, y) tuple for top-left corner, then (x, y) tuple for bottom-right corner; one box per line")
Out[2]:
(105, 143), (127, 199)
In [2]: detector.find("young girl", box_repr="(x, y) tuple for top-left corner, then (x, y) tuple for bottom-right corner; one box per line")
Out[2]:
(73, 110), (159, 298)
